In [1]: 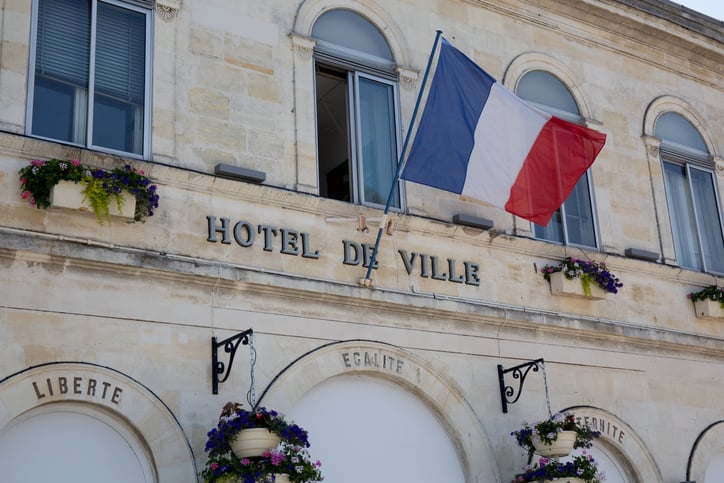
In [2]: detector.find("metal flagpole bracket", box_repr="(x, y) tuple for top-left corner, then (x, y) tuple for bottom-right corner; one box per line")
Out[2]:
(212, 328), (253, 395)
(497, 358), (545, 414)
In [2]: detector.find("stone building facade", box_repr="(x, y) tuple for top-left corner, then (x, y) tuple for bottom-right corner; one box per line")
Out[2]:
(0, 0), (722, 482)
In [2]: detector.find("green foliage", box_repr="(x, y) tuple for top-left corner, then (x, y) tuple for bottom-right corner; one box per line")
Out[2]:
(688, 285), (724, 304)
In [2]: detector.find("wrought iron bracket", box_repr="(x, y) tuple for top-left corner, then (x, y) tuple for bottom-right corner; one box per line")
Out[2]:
(497, 358), (545, 413)
(212, 328), (253, 394)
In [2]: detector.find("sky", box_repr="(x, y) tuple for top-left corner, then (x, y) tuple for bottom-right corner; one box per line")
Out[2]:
(677, 0), (724, 21)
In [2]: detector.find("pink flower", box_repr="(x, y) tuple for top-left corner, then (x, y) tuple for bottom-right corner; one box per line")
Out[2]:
(210, 462), (219, 470)
(539, 457), (549, 466)
(70, 159), (81, 166)
(139, 169), (144, 175)
(241, 459), (251, 466)
(271, 452), (285, 466)
(315, 460), (322, 467)
(21, 191), (31, 199)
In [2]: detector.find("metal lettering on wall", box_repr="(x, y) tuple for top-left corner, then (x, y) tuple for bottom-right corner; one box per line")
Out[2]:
(206, 215), (481, 286)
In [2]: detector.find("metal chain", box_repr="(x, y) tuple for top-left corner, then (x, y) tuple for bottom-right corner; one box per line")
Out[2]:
(247, 333), (257, 408)
(541, 360), (553, 418)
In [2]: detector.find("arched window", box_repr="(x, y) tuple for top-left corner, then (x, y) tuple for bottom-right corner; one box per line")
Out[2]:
(312, 9), (402, 209)
(656, 112), (724, 273)
(517, 70), (597, 248)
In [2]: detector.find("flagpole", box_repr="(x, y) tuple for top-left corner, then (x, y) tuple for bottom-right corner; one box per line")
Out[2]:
(361, 29), (444, 286)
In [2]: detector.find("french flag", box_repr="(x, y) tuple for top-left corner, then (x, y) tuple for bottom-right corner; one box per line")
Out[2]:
(401, 38), (607, 226)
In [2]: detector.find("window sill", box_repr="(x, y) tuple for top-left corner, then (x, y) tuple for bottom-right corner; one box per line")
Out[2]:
(693, 299), (724, 320)
(50, 180), (136, 221)
(548, 271), (607, 300)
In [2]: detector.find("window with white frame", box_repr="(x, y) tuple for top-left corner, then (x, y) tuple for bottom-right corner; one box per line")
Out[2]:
(28, 0), (152, 158)
(517, 70), (598, 248)
(656, 112), (724, 274)
(312, 9), (402, 209)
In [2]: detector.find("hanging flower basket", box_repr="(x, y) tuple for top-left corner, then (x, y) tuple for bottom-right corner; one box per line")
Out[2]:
(543, 478), (585, 483)
(512, 454), (604, 483)
(511, 413), (600, 460)
(202, 403), (323, 483)
(532, 430), (577, 457)
(230, 428), (281, 459)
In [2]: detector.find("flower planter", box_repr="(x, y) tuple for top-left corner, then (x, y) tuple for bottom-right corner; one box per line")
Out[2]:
(230, 428), (281, 459)
(543, 479), (585, 483)
(50, 180), (136, 220)
(548, 271), (606, 300)
(693, 299), (724, 319)
(272, 475), (290, 483)
(532, 430), (577, 457)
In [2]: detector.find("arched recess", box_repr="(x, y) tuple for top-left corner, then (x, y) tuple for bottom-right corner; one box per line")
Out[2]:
(293, 0), (409, 67)
(255, 339), (498, 483)
(564, 405), (662, 483)
(686, 420), (724, 483)
(0, 362), (196, 483)
(503, 52), (598, 127)
(643, 96), (718, 155)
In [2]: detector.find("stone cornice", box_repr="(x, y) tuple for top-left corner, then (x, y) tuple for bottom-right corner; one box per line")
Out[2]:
(1, 230), (722, 361)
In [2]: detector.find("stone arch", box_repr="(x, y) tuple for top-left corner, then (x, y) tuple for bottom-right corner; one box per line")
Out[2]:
(0, 362), (196, 483)
(293, 0), (410, 67)
(687, 420), (724, 483)
(503, 52), (597, 126)
(255, 339), (497, 483)
(643, 95), (717, 156)
(564, 405), (662, 483)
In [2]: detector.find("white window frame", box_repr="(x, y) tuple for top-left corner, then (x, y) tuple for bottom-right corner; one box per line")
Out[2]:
(26, 0), (153, 159)
(660, 141), (724, 274)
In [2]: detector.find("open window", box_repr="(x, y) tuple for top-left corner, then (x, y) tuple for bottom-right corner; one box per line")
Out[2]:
(312, 9), (402, 209)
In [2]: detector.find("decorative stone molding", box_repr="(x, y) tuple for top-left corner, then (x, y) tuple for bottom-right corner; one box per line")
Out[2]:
(156, 0), (181, 22)
(256, 339), (499, 483)
(714, 155), (723, 175)
(641, 135), (661, 158)
(397, 66), (419, 90)
(0, 362), (197, 482)
(290, 34), (316, 61)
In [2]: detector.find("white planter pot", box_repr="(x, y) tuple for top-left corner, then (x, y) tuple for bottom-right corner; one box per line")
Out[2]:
(693, 299), (724, 319)
(50, 180), (136, 221)
(543, 478), (585, 483)
(272, 474), (290, 483)
(548, 271), (606, 300)
(532, 430), (577, 457)
(230, 428), (281, 459)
